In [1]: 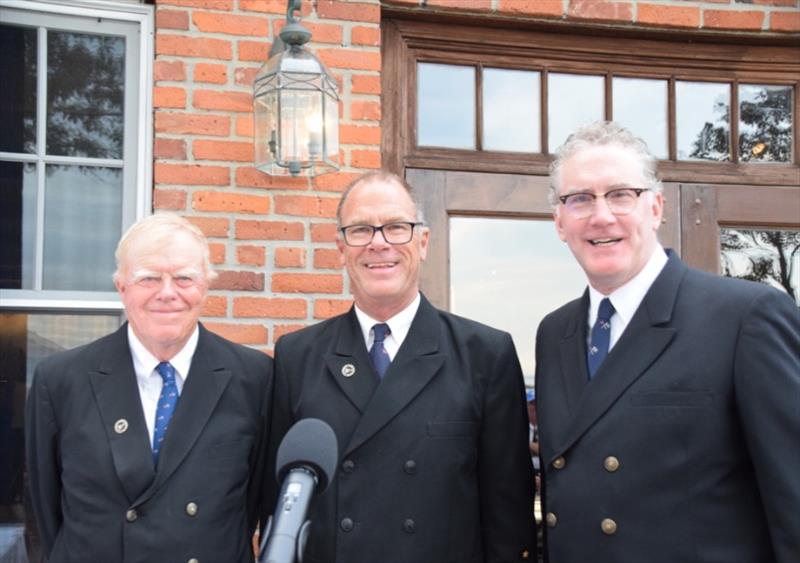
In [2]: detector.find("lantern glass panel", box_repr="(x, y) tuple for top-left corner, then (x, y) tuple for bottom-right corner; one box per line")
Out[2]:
(278, 88), (322, 167)
(254, 89), (277, 169)
(325, 91), (339, 163)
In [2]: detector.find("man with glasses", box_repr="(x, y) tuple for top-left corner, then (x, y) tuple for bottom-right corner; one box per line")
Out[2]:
(535, 121), (799, 562)
(268, 171), (536, 563)
(26, 213), (272, 563)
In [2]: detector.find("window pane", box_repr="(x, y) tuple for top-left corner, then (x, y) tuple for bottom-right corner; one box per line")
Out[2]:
(47, 31), (125, 159)
(0, 161), (37, 289)
(42, 165), (121, 291)
(450, 217), (586, 382)
(483, 68), (540, 152)
(721, 228), (800, 306)
(739, 84), (793, 163)
(417, 63), (475, 149)
(676, 81), (730, 161)
(613, 77), (668, 159)
(548, 73), (604, 151)
(0, 24), (37, 154)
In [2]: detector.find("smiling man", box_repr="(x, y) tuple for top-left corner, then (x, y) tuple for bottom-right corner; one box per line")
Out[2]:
(535, 122), (800, 563)
(26, 213), (273, 563)
(268, 171), (536, 563)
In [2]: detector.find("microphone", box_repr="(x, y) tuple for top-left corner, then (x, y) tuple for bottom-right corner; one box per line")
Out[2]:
(259, 418), (338, 563)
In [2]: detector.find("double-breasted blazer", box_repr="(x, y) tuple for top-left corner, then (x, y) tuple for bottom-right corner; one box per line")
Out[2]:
(269, 294), (536, 563)
(26, 323), (273, 563)
(535, 251), (800, 563)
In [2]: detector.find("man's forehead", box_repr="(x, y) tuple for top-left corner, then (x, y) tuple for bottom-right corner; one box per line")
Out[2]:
(342, 180), (416, 219)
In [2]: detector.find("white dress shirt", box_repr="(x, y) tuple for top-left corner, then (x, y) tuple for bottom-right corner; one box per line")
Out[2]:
(354, 293), (421, 361)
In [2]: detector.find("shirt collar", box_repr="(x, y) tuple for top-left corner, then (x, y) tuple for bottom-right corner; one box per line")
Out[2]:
(354, 293), (421, 349)
(128, 324), (199, 383)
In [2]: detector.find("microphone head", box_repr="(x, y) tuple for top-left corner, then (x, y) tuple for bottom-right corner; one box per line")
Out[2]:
(276, 418), (338, 493)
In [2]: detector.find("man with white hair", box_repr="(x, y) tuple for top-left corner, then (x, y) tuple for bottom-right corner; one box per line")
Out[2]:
(27, 213), (273, 563)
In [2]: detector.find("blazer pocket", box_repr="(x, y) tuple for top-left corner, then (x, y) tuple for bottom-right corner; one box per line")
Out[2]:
(427, 421), (476, 438)
(630, 391), (713, 408)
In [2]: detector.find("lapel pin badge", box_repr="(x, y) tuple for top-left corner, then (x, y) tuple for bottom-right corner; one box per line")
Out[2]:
(341, 364), (356, 378)
(114, 419), (129, 434)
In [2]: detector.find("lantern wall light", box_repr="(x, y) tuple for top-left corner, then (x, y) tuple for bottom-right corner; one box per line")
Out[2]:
(253, 0), (340, 177)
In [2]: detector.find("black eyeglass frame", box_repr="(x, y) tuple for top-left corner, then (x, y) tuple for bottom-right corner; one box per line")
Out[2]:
(558, 187), (651, 216)
(339, 221), (424, 247)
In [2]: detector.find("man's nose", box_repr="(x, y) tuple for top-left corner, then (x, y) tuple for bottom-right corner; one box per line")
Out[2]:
(588, 195), (617, 224)
(368, 227), (391, 248)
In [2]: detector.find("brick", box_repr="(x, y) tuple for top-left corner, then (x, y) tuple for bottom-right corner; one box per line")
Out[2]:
(234, 297), (307, 318)
(155, 163), (229, 186)
(194, 63), (228, 84)
(340, 124), (381, 145)
(275, 195), (339, 218)
(201, 295), (227, 317)
(239, 40), (271, 62)
(272, 273), (343, 294)
(314, 298), (352, 319)
(193, 191), (269, 214)
(703, 9), (765, 30)
(236, 167), (310, 190)
(274, 20), (343, 44)
(237, 245), (266, 266)
(313, 172), (362, 193)
(770, 11), (800, 32)
(194, 139), (254, 162)
(314, 248), (342, 270)
(236, 115), (254, 137)
(236, 220), (305, 240)
(351, 149), (381, 169)
(351, 74), (381, 95)
(154, 86), (186, 109)
(156, 112), (230, 136)
(351, 26), (380, 46)
(154, 60), (186, 81)
(203, 322), (268, 345)
(318, 48), (381, 71)
(427, 0), (492, 9)
(194, 90), (252, 112)
(153, 188), (187, 210)
(311, 223), (338, 243)
(382, 0), (419, 4)
(568, 0), (634, 22)
(157, 35), (232, 60)
(193, 12), (269, 36)
(753, 0), (797, 6)
(497, 0), (563, 16)
(235, 67), (259, 87)
(187, 216), (230, 238)
(211, 270), (264, 291)
(240, 0), (311, 14)
(208, 243), (226, 264)
(159, 0), (233, 8)
(273, 324), (307, 342)
(638, 4), (700, 28)
(350, 100), (381, 121)
(317, 0), (380, 23)
(275, 247), (307, 268)
(154, 138), (187, 160)
(156, 9), (189, 30)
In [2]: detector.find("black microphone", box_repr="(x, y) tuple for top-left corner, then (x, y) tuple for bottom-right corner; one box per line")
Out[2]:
(259, 418), (338, 563)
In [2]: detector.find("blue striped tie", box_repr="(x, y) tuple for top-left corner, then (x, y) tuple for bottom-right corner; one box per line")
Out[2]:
(153, 362), (179, 465)
(369, 323), (391, 379)
(588, 298), (615, 379)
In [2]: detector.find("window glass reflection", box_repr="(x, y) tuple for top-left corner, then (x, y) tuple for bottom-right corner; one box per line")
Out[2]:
(417, 63), (475, 149)
(548, 73), (604, 151)
(676, 81), (730, 161)
(613, 77), (668, 159)
(739, 84), (793, 163)
(47, 31), (125, 159)
(0, 162), (37, 289)
(0, 24), (37, 154)
(450, 217), (586, 382)
(483, 68), (540, 152)
(721, 228), (800, 306)
(43, 165), (121, 291)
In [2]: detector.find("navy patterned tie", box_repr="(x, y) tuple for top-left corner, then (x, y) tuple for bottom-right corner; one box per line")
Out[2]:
(369, 323), (391, 379)
(153, 362), (179, 465)
(587, 298), (615, 379)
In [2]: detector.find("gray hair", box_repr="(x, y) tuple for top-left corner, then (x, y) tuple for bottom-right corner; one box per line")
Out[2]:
(336, 171), (425, 228)
(548, 121), (662, 207)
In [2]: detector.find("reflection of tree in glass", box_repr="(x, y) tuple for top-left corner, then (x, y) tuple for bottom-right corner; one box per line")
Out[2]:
(721, 229), (800, 303)
(739, 86), (792, 162)
(46, 31), (124, 159)
(689, 98), (729, 161)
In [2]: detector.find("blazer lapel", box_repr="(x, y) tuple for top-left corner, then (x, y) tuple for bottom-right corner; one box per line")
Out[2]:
(557, 291), (591, 413)
(553, 253), (686, 460)
(325, 309), (380, 414)
(88, 325), (155, 503)
(344, 296), (445, 457)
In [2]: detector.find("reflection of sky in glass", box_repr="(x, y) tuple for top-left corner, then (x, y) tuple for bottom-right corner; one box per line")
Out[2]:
(43, 165), (121, 291)
(548, 73), (604, 151)
(613, 77), (668, 159)
(450, 217), (586, 383)
(483, 68), (540, 152)
(417, 63), (475, 149)
(739, 84), (793, 163)
(676, 81), (729, 161)
(22, 163), (37, 289)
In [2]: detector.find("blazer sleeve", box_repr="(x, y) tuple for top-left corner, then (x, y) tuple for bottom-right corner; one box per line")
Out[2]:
(246, 351), (275, 536)
(25, 365), (62, 556)
(478, 332), (538, 562)
(734, 289), (800, 562)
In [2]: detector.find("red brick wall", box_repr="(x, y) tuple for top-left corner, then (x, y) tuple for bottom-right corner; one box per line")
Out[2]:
(152, 0), (798, 353)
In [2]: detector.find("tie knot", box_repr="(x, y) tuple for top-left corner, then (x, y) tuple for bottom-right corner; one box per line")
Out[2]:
(597, 298), (615, 322)
(156, 362), (176, 384)
(372, 323), (390, 343)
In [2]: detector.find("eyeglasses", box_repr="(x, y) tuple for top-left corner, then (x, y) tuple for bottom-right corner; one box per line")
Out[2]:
(131, 272), (203, 289)
(558, 188), (650, 219)
(339, 222), (423, 247)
